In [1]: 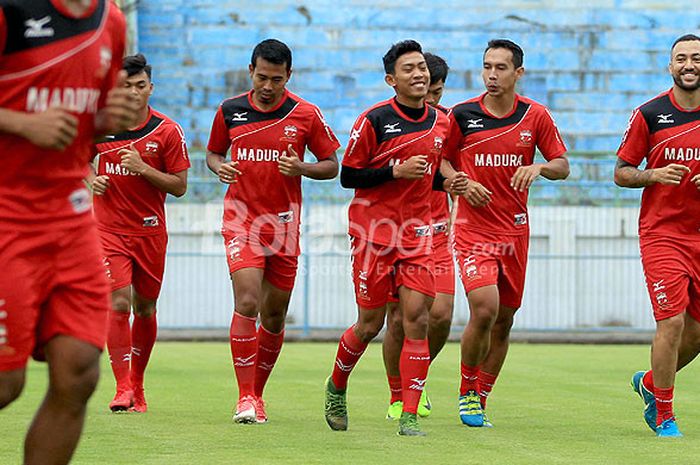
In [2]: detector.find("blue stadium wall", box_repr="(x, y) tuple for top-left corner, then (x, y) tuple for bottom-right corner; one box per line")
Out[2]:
(136, 0), (700, 153)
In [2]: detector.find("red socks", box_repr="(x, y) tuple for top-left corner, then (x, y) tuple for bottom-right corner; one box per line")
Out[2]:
(331, 326), (368, 391)
(130, 312), (157, 388)
(230, 312), (257, 398)
(400, 338), (430, 415)
(655, 386), (675, 425)
(460, 363), (480, 396)
(478, 371), (498, 409)
(387, 375), (402, 403)
(107, 311), (132, 390)
(254, 325), (284, 398)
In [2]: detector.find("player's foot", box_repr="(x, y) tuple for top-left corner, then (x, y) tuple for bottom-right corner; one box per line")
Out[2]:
(130, 386), (148, 413)
(458, 390), (484, 427)
(482, 410), (494, 428)
(397, 411), (427, 437)
(386, 400), (403, 420)
(631, 370), (656, 432)
(255, 397), (268, 424)
(233, 395), (257, 424)
(417, 389), (431, 418)
(324, 376), (348, 431)
(656, 417), (683, 437)
(109, 389), (134, 412)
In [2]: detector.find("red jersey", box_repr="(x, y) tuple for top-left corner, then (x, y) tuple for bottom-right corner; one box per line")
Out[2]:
(449, 93), (567, 235)
(617, 89), (700, 239)
(0, 0), (126, 230)
(207, 89), (340, 236)
(430, 104), (451, 241)
(93, 107), (190, 236)
(343, 98), (452, 249)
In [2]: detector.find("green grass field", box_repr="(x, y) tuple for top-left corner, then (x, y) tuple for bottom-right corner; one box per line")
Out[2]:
(1, 342), (698, 464)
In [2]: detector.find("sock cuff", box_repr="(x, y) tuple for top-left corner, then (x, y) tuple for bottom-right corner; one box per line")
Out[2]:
(344, 325), (368, 351)
(259, 324), (284, 339)
(231, 311), (257, 334)
(402, 338), (429, 352)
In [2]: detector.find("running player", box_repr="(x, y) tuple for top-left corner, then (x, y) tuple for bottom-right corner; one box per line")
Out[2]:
(207, 39), (340, 424)
(616, 33), (700, 438)
(323, 40), (464, 437)
(91, 53), (190, 413)
(450, 39), (569, 427)
(0, 1), (137, 463)
(382, 52), (457, 420)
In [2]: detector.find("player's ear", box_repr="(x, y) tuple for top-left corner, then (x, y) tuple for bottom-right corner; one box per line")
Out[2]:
(248, 63), (255, 79)
(385, 73), (396, 88)
(515, 66), (525, 79)
(286, 67), (293, 80)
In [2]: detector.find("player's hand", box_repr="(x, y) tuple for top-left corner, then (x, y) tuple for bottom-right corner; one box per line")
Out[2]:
(119, 143), (148, 174)
(464, 180), (492, 207)
(650, 164), (691, 185)
(278, 144), (304, 177)
(21, 107), (79, 150)
(510, 164), (542, 192)
(100, 71), (139, 133)
(445, 171), (469, 195)
(692, 174), (700, 190)
(393, 155), (429, 180)
(218, 161), (241, 184)
(92, 175), (110, 195)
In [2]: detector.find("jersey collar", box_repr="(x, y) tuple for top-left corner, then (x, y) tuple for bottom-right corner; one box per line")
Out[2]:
(50, 0), (99, 19)
(479, 92), (520, 119)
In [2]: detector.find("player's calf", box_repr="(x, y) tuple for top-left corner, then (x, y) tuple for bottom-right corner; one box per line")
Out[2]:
(0, 370), (25, 409)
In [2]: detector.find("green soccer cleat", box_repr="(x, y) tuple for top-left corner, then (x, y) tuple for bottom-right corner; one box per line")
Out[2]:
(459, 390), (484, 427)
(324, 376), (348, 431)
(386, 400), (403, 420)
(398, 411), (427, 437)
(482, 410), (494, 428)
(417, 389), (432, 418)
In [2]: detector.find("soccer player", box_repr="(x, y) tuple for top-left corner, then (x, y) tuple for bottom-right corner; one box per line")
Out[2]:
(91, 53), (190, 413)
(323, 40), (463, 437)
(616, 33), (700, 438)
(0, 1), (138, 464)
(450, 39), (569, 427)
(206, 39), (340, 424)
(382, 52), (457, 420)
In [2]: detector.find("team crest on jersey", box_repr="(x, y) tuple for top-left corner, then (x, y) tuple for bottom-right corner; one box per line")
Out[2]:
(281, 125), (298, 142)
(518, 130), (533, 147)
(431, 136), (444, 154)
(145, 141), (160, 153)
(143, 216), (159, 228)
(97, 47), (112, 79)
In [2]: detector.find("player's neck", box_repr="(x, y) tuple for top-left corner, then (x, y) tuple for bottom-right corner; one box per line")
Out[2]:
(394, 93), (424, 109)
(483, 92), (516, 118)
(251, 91), (284, 112)
(672, 86), (700, 110)
(61, 0), (93, 16)
(129, 106), (150, 131)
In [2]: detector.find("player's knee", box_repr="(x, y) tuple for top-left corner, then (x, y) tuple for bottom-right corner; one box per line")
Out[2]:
(0, 373), (25, 409)
(469, 304), (498, 330)
(111, 295), (131, 313)
(260, 309), (286, 333)
(133, 301), (156, 318)
(355, 319), (383, 342)
(429, 312), (452, 336)
(658, 313), (685, 338)
(50, 359), (100, 408)
(235, 292), (259, 316)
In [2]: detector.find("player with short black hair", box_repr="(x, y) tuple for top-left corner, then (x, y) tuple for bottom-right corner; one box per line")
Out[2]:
(382, 52), (458, 421)
(207, 38), (340, 425)
(324, 40), (466, 437)
(450, 39), (569, 427)
(617, 33), (700, 438)
(0, 1), (138, 463)
(90, 53), (190, 414)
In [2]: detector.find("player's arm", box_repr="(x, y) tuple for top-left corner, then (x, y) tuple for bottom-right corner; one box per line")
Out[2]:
(614, 158), (690, 188)
(278, 145), (339, 179)
(437, 159), (469, 195)
(0, 107), (78, 150)
(207, 150), (241, 185)
(117, 143), (187, 196)
(340, 155), (430, 189)
(95, 72), (139, 137)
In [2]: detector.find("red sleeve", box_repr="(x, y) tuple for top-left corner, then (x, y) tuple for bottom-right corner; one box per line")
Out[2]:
(306, 106), (340, 160)
(536, 107), (568, 161)
(207, 106), (231, 155)
(163, 123), (190, 173)
(341, 115), (376, 169)
(616, 109), (649, 167)
(442, 112), (463, 170)
(98, 3), (127, 110)
(0, 8), (7, 56)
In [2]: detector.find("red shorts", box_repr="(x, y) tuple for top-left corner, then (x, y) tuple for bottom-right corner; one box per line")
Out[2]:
(432, 234), (455, 295)
(640, 236), (700, 322)
(0, 222), (110, 371)
(350, 236), (435, 310)
(222, 228), (299, 292)
(99, 230), (168, 300)
(454, 229), (529, 309)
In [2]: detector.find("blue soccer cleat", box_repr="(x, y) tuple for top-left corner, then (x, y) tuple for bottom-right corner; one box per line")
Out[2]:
(458, 390), (484, 427)
(631, 370), (657, 432)
(656, 418), (683, 438)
